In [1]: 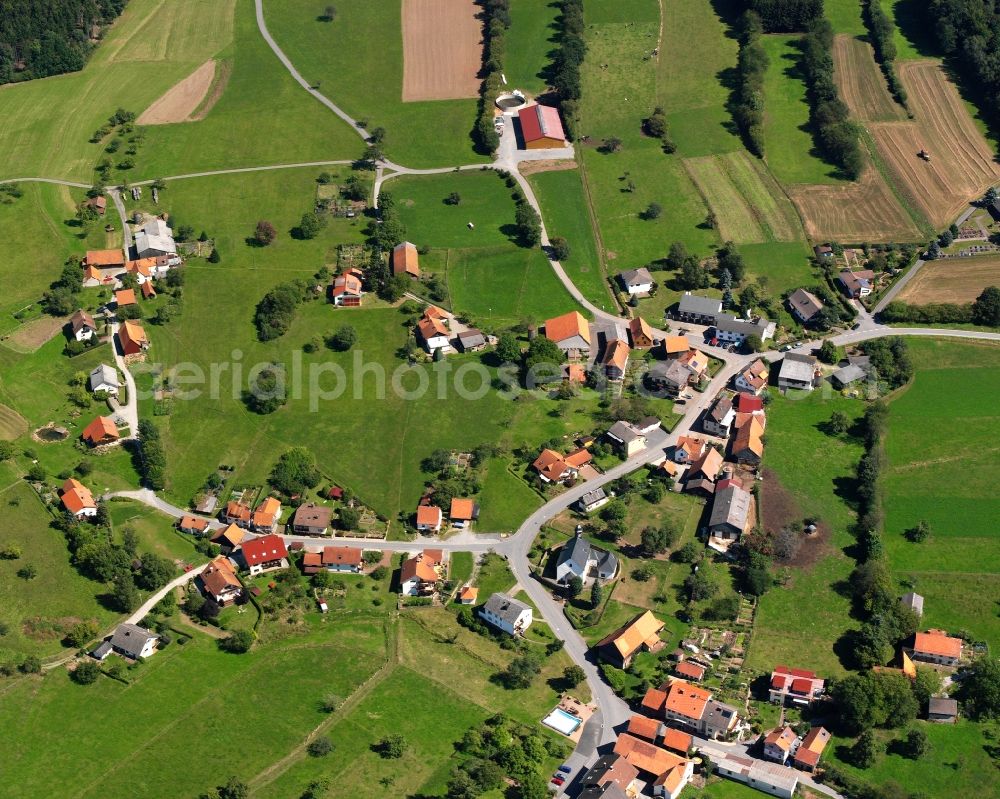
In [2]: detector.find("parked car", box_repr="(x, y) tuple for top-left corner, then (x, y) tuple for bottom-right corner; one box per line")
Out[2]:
(558, 765), (572, 775)
(551, 777), (565, 786)
(574, 524), (583, 535)
(852, 322), (862, 330)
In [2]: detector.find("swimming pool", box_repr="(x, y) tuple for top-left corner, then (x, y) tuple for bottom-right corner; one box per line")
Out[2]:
(542, 707), (583, 736)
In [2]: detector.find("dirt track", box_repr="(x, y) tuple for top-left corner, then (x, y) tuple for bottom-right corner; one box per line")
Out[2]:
(833, 35), (906, 123)
(401, 0), (482, 102)
(788, 165), (922, 243)
(897, 256), (1000, 304)
(137, 59), (219, 124)
(871, 61), (1000, 228)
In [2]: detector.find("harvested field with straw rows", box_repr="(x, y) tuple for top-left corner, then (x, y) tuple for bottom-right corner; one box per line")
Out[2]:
(833, 34), (906, 122)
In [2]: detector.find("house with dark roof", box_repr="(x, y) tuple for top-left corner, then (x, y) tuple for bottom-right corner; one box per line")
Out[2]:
(577, 487), (610, 513)
(606, 420), (647, 457)
(675, 293), (723, 324)
(110, 623), (159, 660)
(778, 352), (819, 392)
(556, 533), (618, 583)
(839, 269), (876, 298)
(291, 503), (332, 536)
(618, 267), (654, 295)
(787, 288), (824, 324)
(708, 479), (755, 546)
(456, 328), (487, 352)
(579, 754), (639, 796)
(703, 394), (735, 437)
(479, 592), (533, 635)
(928, 697), (958, 723)
(714, 315), (776, 345)
(69, 309), (97, 342)
(901, 591), (924, 616)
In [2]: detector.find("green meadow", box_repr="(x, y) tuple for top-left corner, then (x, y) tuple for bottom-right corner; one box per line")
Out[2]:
(762, 34), (846, 186)
(0, 0), (358, 183)
(506, 0), (561, 95)
(263, 0), (486, 168)
(746, 391), (866, 676)
(882, 339), (1000, 650)
(527, 167), (614, 310)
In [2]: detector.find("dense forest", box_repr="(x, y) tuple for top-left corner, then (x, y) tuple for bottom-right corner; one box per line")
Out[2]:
(0, 0), (128, 84)
(929, 0), (1000, 128)
(746, 0), (824, 32)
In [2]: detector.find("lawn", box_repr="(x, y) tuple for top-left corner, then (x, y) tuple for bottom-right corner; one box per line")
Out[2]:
(0, 482), (121, 662)
(106, 500), (203, 565)
(881, 338), (1000, 651)
(475, 552), (518, 600)
(263, 0), (487, 168)
(880, 0), (941, 61)
(827, 720), (1000, 798)
(477, 457), (543, 532)
(0, 619), (387, 799)
(825, 0), (868, 37)
(527, 167), (614, 310)
(658, 0), (744, 158)
(762, 34), (846, 185)
(0, 0), (359, 183)
(506, 0), (561, 95)
(746, 391), (867, 676)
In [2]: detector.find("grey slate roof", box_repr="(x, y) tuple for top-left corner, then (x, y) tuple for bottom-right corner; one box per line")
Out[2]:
(648, 359), (690, 387)
(90, 640), (112, 660)
(110, 623), (158, 659)
(595, 549), (618, 578)
(831, 364), (866, 387)
(482, 593), (531, 626)
(788, 288), (824, 320)
(678, 293), (723, 317)
(714, 315), (775, 338)
(708, 482), (752, 531)
(607, 420), (643, 444)
(579, 783), (629, 799)
(901, 591), (924, 616)
(707, 395), (733, 423)
(580, 487), (608, 506)
(928, 697), (958, 717)
(619, 267), (653, 288)
(779, 352), (817, 383)
(560, 533), (593, 569)
(457, 328), (486, 348)
(89, 363), (119, 391)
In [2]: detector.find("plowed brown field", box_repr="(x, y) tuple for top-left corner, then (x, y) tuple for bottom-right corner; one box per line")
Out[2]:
(871, 61), (1000, 228)
(401, 0), (482, 102)
(833, 35), (906, 123)
(788, 165), (922, 243)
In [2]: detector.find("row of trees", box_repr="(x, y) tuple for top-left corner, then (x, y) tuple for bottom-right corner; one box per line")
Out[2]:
(861, 0), (907, 108)
(550, 0), (586, 140)
(0, 0), (128, 84)
(473, 0), (512, 153)
(928, 0), (1000, 130)
(800, 17), (864, 179)
(744, 0), (823, 32)
(733, 11), (769, 157)
(880, 286), (1000, 327)
(137, 419), (167, 491)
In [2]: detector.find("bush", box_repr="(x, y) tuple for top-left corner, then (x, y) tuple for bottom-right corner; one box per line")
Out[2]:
(219, 629), (254, 654)
(71, 660), (101, 685)
(307, 737), (334, 757)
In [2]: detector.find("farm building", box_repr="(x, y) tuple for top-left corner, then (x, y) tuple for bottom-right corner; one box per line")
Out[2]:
(117, 319), (149, 356)
(134, 217), (177, 260)
(544, 310), (592, 358)
(391, 241), (420, 278)
(81, 416), (119, 447)
(517, 103), (566, 149)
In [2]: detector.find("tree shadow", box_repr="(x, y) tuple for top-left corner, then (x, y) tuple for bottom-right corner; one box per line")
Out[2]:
(833, 628), (867, 670)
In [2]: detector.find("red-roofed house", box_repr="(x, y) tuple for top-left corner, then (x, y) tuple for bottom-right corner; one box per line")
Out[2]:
(400, 551), (444, 595)
(769, 666), (825, 705)
(178, 515), (210, 535)
(391, 241), (420, 278)
(416, 504), (443, 533)
(641, 687), (667, 715)
(662, 728), (693, 756)
(330, 270), (363, 306)
(675, 660), (706, 682)
(250, 497), (281, 533)
(322, 545), (363, 573)
(60, 478), (97, 518)
(627, 714), (662, 742)
(221, 500), (252, 528)
(517, 103), (567, 149)
(239, 534), (289, 576)
(81, 416), (119, 447)
(197, 556), (244, 606)
(910, 630), (963, 666)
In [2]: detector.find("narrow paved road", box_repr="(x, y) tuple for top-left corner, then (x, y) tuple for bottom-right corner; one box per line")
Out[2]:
(107, 322), (139, 437)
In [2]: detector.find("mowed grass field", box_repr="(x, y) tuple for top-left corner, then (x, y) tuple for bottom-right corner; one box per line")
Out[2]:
(0, 619), (388, 799)
(506, 0), (560, 95)
(527, 167), (614, 310)
(0, 482), (120, 662)
(882, 339), (1000, 649)
(0, 0), (359, 183)
(683, 151), (803, 244)
(762, 34), (845, 186)
(834, 34), (908, 123)
(264, 0), (487, 168)
(388, 170), (575, 326)
(746, 392), (867, 676)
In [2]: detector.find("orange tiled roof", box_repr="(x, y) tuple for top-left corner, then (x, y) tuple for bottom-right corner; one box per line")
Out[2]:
(450, 498), (476, 521)
(764, 726), (797, 753)
(604, 339), (630, 370)
(392, 242), (420, 276)
(416, 505), (442, 526)
(597, 610), (665, 661)
(85, 249), (124, 267)
(613, 733), (686, 777)
(114, 289), (137, 306)
(545, 311), (591, 345)
(662, 335), (689, 354)
(401, 553), (440, 583)
(662, 727), (693, 754)
(629, 316), (654, 345)
(81, 415), (118, 445)
(664, 679), (711, 721)
(60, 478), (96, 514)
(627, 714), (661, 741)
(914, 631), (962, 659)
(212, 523), (245, 547)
